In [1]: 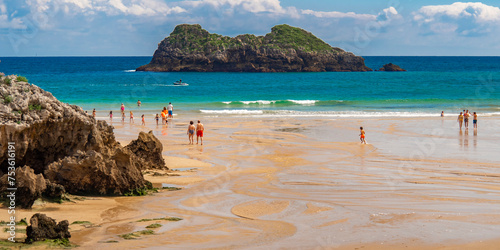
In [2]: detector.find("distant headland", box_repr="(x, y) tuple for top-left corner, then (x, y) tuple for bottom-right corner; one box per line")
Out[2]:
(137, 24), (372, 72)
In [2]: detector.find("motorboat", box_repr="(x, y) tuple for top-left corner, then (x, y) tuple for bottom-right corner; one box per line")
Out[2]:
(173, 81), (188, 86)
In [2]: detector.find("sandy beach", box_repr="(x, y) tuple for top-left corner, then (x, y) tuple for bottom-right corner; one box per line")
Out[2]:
(5, 114), (500, 249)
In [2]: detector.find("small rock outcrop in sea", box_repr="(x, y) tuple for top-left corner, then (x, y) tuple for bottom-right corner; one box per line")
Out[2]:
(25, 213), (70, 243)
(378, 63), (406, 71)
(137, 24), (372, 72)
(0, 75), (167, 205)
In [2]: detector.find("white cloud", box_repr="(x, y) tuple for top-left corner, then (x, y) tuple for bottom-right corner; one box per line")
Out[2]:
(63, 0), (92, 9)
(197, 0), (285, 14)
(301, 9), (374, 20)
(0, 0), (26, 29)
(25, 0), (186, 17)
(0, 14), (26, 29)
(302, 7), (401, 23)
(0, 2), (6, 13)
(413, 2), (500, 36)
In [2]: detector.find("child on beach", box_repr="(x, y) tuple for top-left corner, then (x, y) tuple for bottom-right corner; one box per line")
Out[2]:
(130, 111), (134, 123)
(121, 112), (125, 122)
(187, 121), (195, 145)
(109, 111), (113, 121)
(360, 127), (366, 144)
(155, 114), (159, 125)
(141, 114), (145, 126)
(457, 112), (464, 129)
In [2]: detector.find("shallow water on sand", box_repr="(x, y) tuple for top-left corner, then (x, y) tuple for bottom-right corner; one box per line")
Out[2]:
(93, 115), (500, 248)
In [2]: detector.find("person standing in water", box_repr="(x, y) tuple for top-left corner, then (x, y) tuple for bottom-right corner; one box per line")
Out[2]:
(109, 111), (113, 121)
(196, 120), (204, 145)
(441, 111), (444, 117)
(464, 110), (470, 129)
(141, 114), (145, 126)
(155, 114), (159, 125)
(137, 100), (141, 107)
(360, 127), (366, 144)
(120, 103), (125, 115)
(161, 107), (167, 125)
(167, 102), (174, 119)
(187, 121), (195, 145)
(121, 111), (126, 122)
(130, 111), (134, 123)
(473, 112), (478, 129)
(457, 112), (464, 130)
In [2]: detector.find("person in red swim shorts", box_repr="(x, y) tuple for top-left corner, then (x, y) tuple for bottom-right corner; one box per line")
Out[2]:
(196, 120), (205, 145)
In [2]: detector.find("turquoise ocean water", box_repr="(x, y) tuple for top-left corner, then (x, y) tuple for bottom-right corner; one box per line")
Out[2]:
(1, 56), (499, 117)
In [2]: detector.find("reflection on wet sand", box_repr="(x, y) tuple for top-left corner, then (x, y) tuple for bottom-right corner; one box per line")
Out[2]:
(14, 116), (500, 249)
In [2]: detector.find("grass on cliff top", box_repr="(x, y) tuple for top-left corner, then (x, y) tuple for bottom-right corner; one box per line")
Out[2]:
(166, 23), (340, 54)
(264, 24), (339, 53)
(16, 76), (28, 82)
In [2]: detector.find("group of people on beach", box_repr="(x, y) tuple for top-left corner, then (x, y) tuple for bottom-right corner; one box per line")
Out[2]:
(455, 110), (478, 130)
(96, 101), (205, 145)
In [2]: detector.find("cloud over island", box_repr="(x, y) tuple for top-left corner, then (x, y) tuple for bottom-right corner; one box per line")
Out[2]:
(1, 0), (500, 56)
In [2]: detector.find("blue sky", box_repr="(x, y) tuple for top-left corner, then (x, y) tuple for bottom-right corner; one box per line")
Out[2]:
(1, 0), (500, 56)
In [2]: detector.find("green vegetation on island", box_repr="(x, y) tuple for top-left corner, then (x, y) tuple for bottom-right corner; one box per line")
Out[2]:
(167, 24), (341, 54)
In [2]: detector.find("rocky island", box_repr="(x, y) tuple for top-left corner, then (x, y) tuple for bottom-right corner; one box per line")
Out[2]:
(137, 24), (372, 72)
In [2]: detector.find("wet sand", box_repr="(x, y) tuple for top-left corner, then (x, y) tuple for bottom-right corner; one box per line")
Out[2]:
(5, 115), (500, 249)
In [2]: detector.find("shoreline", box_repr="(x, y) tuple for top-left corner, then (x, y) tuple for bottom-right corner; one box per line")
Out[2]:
(3, 115), (500, 248)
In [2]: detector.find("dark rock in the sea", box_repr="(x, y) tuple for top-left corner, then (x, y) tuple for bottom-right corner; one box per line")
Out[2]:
(0, 75), (164, 204)
(26, 213), (70, 243)
(378, 63), (406, 71)
(137, 24), (372, 72)
(125, 131), (167, 170)
(0, 166), (46, 208)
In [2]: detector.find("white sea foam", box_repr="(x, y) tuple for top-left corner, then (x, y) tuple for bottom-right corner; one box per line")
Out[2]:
(242, 100), (277, 105)
(222, 100), (318, 105)
(265, 111), (439, 118)
(124, 69), (136, 72)
(287, 100), (318, 105)
(200, 109), (264, 114)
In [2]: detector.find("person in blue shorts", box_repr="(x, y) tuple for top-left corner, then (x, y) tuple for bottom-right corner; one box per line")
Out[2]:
(167, 102), (173, 119)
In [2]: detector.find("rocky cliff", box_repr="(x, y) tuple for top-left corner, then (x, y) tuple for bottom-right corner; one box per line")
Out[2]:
(137, 24), (372, 72)
(0, 75), (167, 207)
